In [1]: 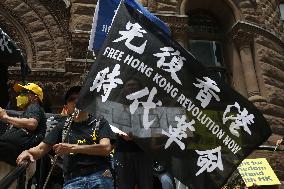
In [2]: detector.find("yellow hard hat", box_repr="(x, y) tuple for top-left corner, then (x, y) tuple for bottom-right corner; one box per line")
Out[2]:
(14, 83), (43, 102)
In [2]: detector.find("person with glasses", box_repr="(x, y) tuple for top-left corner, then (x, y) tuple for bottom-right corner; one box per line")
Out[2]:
(0, 83), (46, 166)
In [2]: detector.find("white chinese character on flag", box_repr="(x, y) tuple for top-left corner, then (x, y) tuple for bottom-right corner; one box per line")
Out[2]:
(195, 146), (223, 176)
(113, 21), (147, 54)
(126, 87), (162, 130)
(90, 64), (123, 102)
(0, 31), (12, 53)
(162, 115), (195, 150)
(153, 47), (185, 85)
(193, 77), (220, 108)
(223, 102), (254, 137)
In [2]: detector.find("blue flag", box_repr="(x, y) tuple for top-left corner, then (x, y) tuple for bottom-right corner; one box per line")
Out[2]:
(88, 0), (171, 53)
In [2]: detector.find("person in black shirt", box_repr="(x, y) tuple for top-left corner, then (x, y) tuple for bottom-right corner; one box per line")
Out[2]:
(17, 86), (115, 189)
(0, 83), (46, 165)
(116, 78), (154, 189)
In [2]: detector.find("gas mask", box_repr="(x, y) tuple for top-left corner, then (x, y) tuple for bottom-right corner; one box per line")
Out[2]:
(16, 95), (29, 109)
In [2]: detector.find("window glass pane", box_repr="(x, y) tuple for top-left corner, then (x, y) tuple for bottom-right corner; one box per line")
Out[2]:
(188, 40), (222, 67)
(188, 11), (222, 35)
(187, 11), (227, 81)
(280, 4), (284, 20)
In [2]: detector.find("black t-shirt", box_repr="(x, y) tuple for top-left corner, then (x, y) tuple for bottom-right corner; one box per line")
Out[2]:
(116, 137), (143, 152)
(2, 102), (46, 147)
(43, 116), (115, 175)
(20, 103), (46, 139)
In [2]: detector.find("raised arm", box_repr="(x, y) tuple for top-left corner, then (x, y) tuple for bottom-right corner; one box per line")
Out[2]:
(0, 107), (38, 131)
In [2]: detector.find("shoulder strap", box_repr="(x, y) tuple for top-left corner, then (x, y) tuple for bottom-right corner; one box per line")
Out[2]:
(62, 116), (73, 143)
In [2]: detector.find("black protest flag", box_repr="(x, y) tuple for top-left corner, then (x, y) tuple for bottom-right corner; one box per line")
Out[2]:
(0, 28), (30, 77)
(77, 2), (271, 188)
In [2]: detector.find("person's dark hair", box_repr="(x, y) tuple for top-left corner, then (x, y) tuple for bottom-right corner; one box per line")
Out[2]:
(64, 86), (81, 104)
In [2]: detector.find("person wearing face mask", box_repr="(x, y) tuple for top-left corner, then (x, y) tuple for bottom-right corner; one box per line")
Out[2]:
(0, 83), (46, 166)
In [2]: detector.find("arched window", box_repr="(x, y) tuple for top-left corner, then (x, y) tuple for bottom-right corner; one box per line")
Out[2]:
(187, 10), (227, 81)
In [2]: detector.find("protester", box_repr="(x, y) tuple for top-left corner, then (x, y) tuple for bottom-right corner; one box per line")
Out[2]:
(17, 86), (115, 189)
(116, 78), (154, 189)
(61, 86), (82, 116)
(0, 83), (46, 165)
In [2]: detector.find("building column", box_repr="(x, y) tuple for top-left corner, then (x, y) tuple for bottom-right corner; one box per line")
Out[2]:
(233, 32), (266, 102)
(225, 40), (248, 98)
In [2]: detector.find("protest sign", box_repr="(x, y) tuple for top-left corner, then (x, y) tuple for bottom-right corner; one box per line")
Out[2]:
(238, 158), (281, 187)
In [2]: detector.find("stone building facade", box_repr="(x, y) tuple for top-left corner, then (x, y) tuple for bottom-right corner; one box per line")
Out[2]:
(0, 0), (284, 187)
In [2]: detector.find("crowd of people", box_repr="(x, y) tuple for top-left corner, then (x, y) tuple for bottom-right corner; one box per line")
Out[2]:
(0, 83), (283, 189)
(0, 83), (176, 189)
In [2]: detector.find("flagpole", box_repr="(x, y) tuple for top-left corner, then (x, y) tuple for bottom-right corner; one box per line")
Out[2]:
(43, 108), (80, 189)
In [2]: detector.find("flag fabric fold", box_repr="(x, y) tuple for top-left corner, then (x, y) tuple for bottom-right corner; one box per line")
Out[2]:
(78, 2), (271, 188)
(0, 28), (31, 78)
